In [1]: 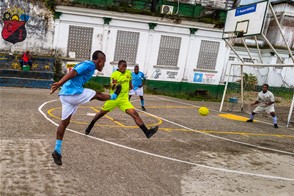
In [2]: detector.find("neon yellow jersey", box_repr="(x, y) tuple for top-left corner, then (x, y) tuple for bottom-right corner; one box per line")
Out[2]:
(110, 69), (132, 100)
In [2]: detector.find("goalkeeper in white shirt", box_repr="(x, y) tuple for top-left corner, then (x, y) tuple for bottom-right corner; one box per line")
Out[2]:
(246, 84), (278, 128)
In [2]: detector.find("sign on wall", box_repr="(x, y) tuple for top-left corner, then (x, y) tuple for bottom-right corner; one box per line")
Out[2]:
(193, 72), (203, 82)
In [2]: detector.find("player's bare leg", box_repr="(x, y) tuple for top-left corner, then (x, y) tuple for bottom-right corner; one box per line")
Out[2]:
(126, 109), (158, 138)
(91, 84), (122, 101)
(52, 115), (72, 166)
(85, 110), (109, 135)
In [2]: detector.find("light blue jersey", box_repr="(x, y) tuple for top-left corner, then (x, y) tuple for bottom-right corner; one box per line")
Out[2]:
(59, 60), (95, 95)
(131, 71), (145, 90)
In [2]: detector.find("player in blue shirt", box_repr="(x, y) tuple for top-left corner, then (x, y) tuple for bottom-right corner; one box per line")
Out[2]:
(50, 50), (121, 166)
(129, 65), (146, 111)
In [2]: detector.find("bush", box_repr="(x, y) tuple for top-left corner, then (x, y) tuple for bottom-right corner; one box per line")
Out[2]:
(83, 80), (105, 92)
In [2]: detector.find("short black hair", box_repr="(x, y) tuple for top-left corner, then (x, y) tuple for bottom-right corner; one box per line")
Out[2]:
(118, 60), (126, 66)
(262, 83), (269, 88)
(134, 65), (139, 69)
(92, 50), (105, 60)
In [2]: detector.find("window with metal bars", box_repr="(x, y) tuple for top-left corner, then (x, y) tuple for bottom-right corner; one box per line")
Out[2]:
(157, 35), (181, 67)
(196, 40), (220, 70)
(67, 25), (93, 59)
(114, 30), (140, 63)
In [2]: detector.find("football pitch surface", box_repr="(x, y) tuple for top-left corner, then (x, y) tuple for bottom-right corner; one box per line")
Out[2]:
(1, 87), (294, 195)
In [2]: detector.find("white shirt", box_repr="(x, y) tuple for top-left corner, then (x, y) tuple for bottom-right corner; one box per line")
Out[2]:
(257, 90), (275, 107)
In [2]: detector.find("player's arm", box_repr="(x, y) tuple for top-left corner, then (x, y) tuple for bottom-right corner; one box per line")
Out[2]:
(251, 95), (260, 106)
(50, 69), (78, 94)
(110, 73), (118, 90)
(266, 93), (275, 105)
(251, 100), (259, 106)
(139, 72), (146, 88)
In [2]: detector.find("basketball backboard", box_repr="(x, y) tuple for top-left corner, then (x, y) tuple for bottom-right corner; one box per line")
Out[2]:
(223, 0), (269, 39)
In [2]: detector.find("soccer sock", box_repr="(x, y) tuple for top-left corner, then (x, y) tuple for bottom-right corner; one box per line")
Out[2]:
(272, 116), (277, 124)
(110, 93), (117, 100)
(139, 124), (149, 135)
(54, 140), (63, 155)
(250, 113), (255, 120)
(141, 99), (144, 107)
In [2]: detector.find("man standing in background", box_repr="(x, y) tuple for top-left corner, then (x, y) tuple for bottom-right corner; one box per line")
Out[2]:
(129, 65), (146, 111)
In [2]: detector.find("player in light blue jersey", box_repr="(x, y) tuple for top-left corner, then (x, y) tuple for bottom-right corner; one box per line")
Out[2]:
(50, 50), (121, 166)
(129, 65), (146, 111)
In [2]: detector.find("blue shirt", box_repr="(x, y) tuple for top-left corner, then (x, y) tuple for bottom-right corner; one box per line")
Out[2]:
(131, 71), (145, 90)
(59, 60), (95, 95)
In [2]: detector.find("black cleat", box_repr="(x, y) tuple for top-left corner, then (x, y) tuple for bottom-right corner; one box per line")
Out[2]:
(146, 126), (158, 139)
(52, 150), (62, 166)
(246, 119), (253, 122)
(85, 121), (95, 135)
(141, 106), (146, 111)
(114, 84), (122, 96)
(274, 124), (278, 128)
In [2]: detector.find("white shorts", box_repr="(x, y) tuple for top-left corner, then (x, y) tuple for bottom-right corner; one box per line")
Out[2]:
(253, 105), (275, 114)
(129, 87), (144, 96)
(59, 88), (96, 120)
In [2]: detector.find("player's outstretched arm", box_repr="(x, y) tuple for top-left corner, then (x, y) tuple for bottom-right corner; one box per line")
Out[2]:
(50, 70), (78, 94)
(251, 101), (259, 106)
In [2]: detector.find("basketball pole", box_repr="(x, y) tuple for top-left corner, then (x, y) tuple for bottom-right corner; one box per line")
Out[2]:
(219, 39), (244, 112)
(254, 36), (263, 64)
(286, 94), (294, 128)
(219, 62), (232, 112)
(261, 34), (284, 63)
(241, 38), (254, 63)
(269, 3), (294, 63)
(240, 64), (244, 111)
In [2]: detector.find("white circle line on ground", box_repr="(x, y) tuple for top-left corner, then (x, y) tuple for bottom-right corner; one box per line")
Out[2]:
(39, 100), (294, 181)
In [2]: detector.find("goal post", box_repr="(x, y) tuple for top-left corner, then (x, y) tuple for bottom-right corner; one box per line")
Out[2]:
(219, 62), (294, 128)
(220, 0), (294, 128)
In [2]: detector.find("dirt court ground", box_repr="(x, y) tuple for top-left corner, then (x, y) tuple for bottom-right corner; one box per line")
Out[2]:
(1, 87), (294, 196)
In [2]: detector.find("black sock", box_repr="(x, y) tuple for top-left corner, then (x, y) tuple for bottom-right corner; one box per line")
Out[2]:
(139, 124), (149, 135)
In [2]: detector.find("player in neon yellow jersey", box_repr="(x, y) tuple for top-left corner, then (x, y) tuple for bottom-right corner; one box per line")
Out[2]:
(85, 60), (158, 138)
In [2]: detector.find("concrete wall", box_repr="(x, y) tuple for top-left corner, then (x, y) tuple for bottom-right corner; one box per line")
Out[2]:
(54, 6), (228, 85)
(0, 0), (54, 55)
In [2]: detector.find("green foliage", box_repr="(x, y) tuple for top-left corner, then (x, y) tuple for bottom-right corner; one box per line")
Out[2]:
(242, 73), (258, 91)
(83, 80), (105, 92)
(45, 0), (55, 12)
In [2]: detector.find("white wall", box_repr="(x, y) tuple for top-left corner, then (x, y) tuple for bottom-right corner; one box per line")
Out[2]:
(54, 6), (227, 85)
(225, 48), (294, 87)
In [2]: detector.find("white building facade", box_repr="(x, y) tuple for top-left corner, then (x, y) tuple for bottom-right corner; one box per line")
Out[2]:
(54, 6), (229, 88)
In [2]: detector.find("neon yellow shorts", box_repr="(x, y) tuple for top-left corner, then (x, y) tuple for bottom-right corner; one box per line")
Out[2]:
(102, 98), (134, 112)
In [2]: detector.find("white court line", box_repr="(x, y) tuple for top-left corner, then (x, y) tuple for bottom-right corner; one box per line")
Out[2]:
(39, 100), (294, 181)
(140, 96), (294, 155)
(157, 96), (294, 131)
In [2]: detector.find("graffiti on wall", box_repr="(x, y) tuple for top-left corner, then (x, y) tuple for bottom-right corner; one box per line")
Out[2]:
(166, 71), (178, 79)
(2, 7), (30, 44)
(151, 69), (161, 79)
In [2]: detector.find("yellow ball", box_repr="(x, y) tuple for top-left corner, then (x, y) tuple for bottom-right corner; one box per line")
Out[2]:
(199, 107), (209, 116)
